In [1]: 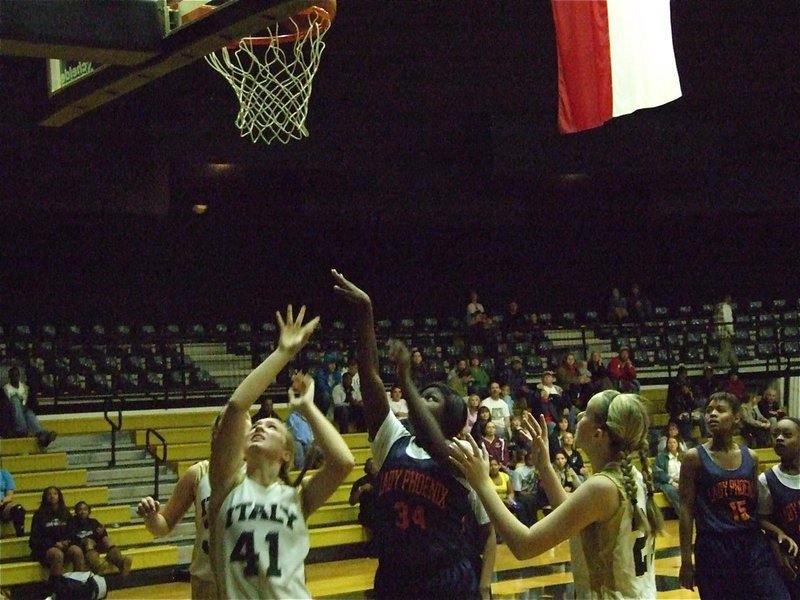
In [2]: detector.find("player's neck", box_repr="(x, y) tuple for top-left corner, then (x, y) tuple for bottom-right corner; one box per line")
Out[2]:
(707, 434), (736, 451)
(781, 458), (800, 475)
(246, 460), (283, 487)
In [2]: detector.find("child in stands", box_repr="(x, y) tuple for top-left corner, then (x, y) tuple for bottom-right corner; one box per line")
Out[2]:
(30, 487), (86, 585)
(679, 392), (788, 599)
(69, 501), (132, 577)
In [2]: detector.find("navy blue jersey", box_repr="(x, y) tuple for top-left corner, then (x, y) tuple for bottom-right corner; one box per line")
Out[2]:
(765, 469), (800, 545)
(695, 444), (760, 535)
(68, 516), (106, 546)
(373, 436), (472, 572)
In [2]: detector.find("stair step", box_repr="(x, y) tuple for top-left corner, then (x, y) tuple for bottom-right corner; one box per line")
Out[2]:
(68, 448), (150, 465)
(108, 482), (177, 503)
(87, 464), (175, 483)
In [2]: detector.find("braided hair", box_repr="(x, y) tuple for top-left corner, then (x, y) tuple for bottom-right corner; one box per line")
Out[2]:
(592, 391), (664, 536)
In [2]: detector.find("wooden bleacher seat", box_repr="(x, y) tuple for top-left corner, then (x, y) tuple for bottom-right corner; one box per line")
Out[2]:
(12, 469), (88, 492)
(0, 453), (67, 473)
(13, 486), (109, 512)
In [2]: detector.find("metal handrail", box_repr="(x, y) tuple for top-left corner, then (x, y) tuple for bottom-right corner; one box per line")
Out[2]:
(102, 396), (124, 467)
(145, 428), (167, 501)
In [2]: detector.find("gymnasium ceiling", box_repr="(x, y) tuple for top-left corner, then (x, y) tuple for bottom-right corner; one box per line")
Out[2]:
(0, 0), (798, 214)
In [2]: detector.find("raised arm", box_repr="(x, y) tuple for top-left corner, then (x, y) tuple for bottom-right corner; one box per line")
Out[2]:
(136, 462), (200, 537)
(332, 269), (388, 438)
(288, 375), (355, 516)
(389, 339), (452, 463)
(524, 413), (570, 508)
(211, 305), (319, 489)
(449, 433), (617, 560)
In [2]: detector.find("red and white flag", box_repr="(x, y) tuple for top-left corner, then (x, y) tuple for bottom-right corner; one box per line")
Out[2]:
(551, 0), (682, 134)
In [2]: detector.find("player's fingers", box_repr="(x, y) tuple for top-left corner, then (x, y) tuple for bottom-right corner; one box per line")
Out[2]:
(286, 304), (294, 324)
(465, 432), (481, 457)
(303, 316), (320, 336)
(276, 310), (285, 330)
(296, 305), (306, 326)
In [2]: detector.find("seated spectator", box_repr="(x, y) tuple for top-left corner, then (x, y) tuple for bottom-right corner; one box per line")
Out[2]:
(30, 487), (86, 578)
(448, 358), (469, 382)
(552, 450), (582, 493)
(313, 353), (341, 416)
(463, 394), (481, 436)
(500, 384), (515, 415)
(468, 355), (491, 398)
(481, 422), (508, 467)
(758, 387), (785, 429)
(666, 377), (696, 442)
(556, 353), (590, 409)
(510, 450), (540, 526)
(503, 356), (531, 408)
(447, 368), (473, 399)
(387, 385), (409, 423)
(470, 406), (491, 440)
(693, 364), (720, 405)
(343, 357), (361, 399)
(548, 415), (571, 459)
(508, 414), (531, 456)
(667, 365), (691, 404)
(628, 282), (653, 323)
(252, 396), (282, 422)
(0, 468), (26, 536)
(722, 368), (746, 402)
(332, 371), (365, 433)
(409, 349), (431, 390)
(560, 432), (588, 482)
(488, 458), (516, 512)
(607, 347), (640, 393)
(741, 392), (772, 448)
(3, 366), (56, 447)
(607, 287), (629, 324)
(586, 351), (614, 395)
(657, 421), (690, 454)
(349, 458), (378, 532)
(481, 382), (511, 439)
(466, 289), (492, 330)
(502, 300), (528, 339)
(653, 436), (683, 512)
(528, 370), (562, 431)
(286, 407), (322, 470)
(68, 501), (132, 577)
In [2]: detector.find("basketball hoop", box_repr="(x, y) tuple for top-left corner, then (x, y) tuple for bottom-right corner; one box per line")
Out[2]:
(206, 1), (336, 145)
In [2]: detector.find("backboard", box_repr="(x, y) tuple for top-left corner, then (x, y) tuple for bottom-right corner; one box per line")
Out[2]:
(0, 0), (323, 126)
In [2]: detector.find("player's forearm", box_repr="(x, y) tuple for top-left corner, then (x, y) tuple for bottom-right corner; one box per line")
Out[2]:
(473, 479), (533, 559)
(229, 348), (294, 412)
(537, 462), (569, 508)
(399, 366), (449, 460)
(299, 402), (354, 474)
(678, 508), (694, 563)
(143, 513), (171, 537)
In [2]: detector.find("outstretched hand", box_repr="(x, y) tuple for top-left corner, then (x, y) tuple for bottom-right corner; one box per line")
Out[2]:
(136, 496), (160, 519)
(331, 269), (372, 307)
(276, 305), (320, 356)
(448, 433), (491, 489)
(288, 373), (315, 410)
(387, 339), (411, 372)
(522, 412), (552, 471)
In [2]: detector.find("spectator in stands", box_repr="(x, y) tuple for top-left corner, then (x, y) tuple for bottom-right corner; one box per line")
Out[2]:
(556, 353), (590, 409)
(448, 358), (469, 382)
(471, 405), (492, 440)
(500, 384), (515, 415)
(758, 387), (785, 430)
(628, 283), (653, 323)
(332, 371), (365, 433)
(0, 468), (26, 536)
(667, 377), (696, 442)
(667, 366), (691, 405)
(482, 422), (508, 467)
(741, 392), (773, 448)
(253, 396), (282, 422)
(488, 458), (516, 511)
(469, 355), (491, 398)
(481, 381), (511, 439)
(409, 349), (431, 390)
(314, 353), (341, 416)
(466, 289), (491, 329)
(694, 364), (720, 400)
(508, 414), (531, 456)
(349, 458), (378, 532)
(510, 450), (540, 526)
(502, 300), (527, 339)
(68, 501), (132, 577)
(387, 385), (409, 424)
(503, 356), (531, 408)
(287, 405), (323, 470)
(607, 287), (629, 324)
(654, 436), (683, 512)
(714, 294), (738, 367)
(343, 357), (361, 399)
(463, 394), (481, 436)
(560, 432), (587, 482)
(586, 351), (614, 394)
(722, 368), (746, 402)
(551, 450), (582, 494)
(3, 366), (56, 447)
(657, 421), (690, 454)
(607, 347), (640, 393)
(448, 367), (473, 399)
(529, 370), (562, 431)
(548, 415), (571, 459)
(30, 486), (86, 579)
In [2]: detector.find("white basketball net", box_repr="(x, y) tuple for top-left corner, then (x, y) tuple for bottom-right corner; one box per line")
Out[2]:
(206, 10), (331, 145)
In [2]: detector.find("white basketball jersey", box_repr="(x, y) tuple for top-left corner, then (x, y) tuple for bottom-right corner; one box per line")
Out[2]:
(190, 460), (213, 581)
(212, 477), (309, 599)
(570, 466), (656, 599)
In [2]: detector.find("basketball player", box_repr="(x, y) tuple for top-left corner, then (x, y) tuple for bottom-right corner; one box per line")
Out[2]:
(208, 305), (354, 598)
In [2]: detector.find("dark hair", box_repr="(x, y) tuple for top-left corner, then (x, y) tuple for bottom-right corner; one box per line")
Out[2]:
(708, 391), (740, 414)
(37, 486), (69, 521)
(74, 501), (91, 513)
(425, 382), (468, 439)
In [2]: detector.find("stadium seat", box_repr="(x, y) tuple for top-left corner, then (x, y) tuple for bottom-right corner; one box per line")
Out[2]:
(735, 314), (752, 326)
(584, 310), (599, 324)
(734, 345), (753, 361)
(189, 324), (206, 338)
(638, 335), (656, 349)
(139, 324), (157, 340)
(705, 344), (720, 363)
(538, 313), (552, 326)
(654, 306), (669, 318)
(41, 324), (57, 339)
(773, 298), (787, 310)
(678, 306), (693, 317)
(782, 326), (800, 341)
(758, 327), (777, 341)
(748, 300), (764, 313)
(699, 303), (714, 315)
(734, 329), (752, 343)
(561, 312), (576, 327)
(756, 343), (778, 360)
(783, 311), (800, 326)
(781, 342), (800, 358)
(758, 313), (775, 325)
